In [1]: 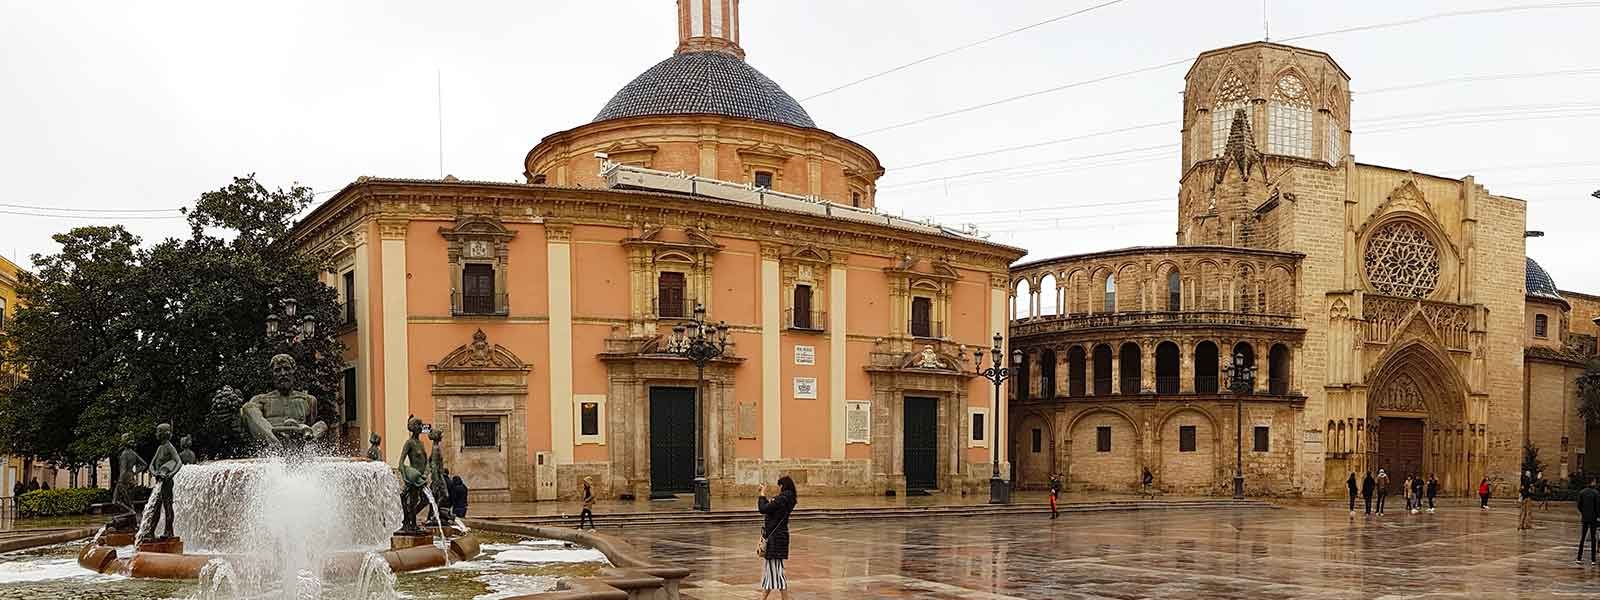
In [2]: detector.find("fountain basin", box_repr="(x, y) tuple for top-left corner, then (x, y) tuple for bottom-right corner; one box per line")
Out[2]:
(73, 532), (484, 580)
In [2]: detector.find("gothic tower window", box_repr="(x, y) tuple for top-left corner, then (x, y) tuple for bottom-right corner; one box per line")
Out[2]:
(1211, 71), (1250, 158)
(1267, 73), (1314, 158)
(1103, 274), (1117, 313)
(1324, 113), (1344, 165)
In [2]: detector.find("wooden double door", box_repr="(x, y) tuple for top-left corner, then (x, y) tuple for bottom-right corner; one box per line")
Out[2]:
(1377, 417), (1425, 480)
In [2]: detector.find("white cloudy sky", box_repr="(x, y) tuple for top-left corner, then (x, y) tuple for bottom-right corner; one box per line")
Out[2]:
(2, 0), (1596, 290)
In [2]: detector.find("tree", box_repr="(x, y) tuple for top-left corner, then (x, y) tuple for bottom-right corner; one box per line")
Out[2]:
(0, 176), (345, 463)
(1522, 443), (1545, 480)
(1579, 356), (1600, 426)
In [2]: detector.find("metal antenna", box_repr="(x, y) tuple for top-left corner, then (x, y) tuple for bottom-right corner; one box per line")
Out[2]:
(437, 69), (445, 178)
(1263, 0), (1271, 41)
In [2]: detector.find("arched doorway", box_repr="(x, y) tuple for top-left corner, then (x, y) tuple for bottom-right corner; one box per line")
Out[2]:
(1366, 343), (1472, 494)
(1014, 412), (1054, 489)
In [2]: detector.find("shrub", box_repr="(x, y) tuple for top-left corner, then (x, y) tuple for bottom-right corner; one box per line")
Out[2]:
(17, 487), (113, 517)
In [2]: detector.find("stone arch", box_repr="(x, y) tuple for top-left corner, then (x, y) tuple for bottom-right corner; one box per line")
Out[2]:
(1266, 265), (1294, 315)
(1156, 261), (1183, 311)
(1013, 278), (1032, 320)
(1234, 263), (1257, 313)
(1268, 343), (1292, 395)
(1066, 345), (1087, 397)
(1092, 343), (1114, 395)
(1013, 411), (1056, 489)
(1196, 260), (1220, 310)
(1066, 406), (1142, 491)
(1038, 273), (1058, 316)
(1066, 268), (1090, 316)
(1115, 262), (1143, 312)
(1194, 340), (1220, 393)
(1155, 405), (1221, 492)
(1155, 341), (1181, 394)
(1364, 340), (1473, 494)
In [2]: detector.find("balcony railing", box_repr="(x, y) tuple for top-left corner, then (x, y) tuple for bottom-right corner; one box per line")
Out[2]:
(1120, 377), (1142, 394)
(452, 291), (508, 316)
(1269, 377), (1289, 395)
(1156, 376), (1180, 394)
(1196, 375), (1219, 394)
(1093, 377), (1112, 396)
(785, 308), (827, 332)
(909, 319), (943, 339)
(653, 296), (695, 320)
(1012, 310), (1297, 338)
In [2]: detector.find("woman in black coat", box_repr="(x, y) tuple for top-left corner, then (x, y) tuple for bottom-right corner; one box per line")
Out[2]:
(448, 475), (469, 518)
(757, 475), (797, 600)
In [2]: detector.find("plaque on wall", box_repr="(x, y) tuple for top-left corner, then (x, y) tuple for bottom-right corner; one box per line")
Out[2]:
(793, 377), (818, 399)
(794, 345), (815, 365)
(738, 402), (758, 439)
(845, 401), (871, 443)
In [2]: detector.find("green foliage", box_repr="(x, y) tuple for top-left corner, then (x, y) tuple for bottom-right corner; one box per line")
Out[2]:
(0, 175), (346, 464)
(1523, 443), (1545, 479)
(17, 487), (113, 517)
(1579, 357), (1600, 425)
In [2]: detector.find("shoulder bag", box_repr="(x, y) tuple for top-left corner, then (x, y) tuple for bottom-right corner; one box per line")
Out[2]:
(757, 502), (790, 558)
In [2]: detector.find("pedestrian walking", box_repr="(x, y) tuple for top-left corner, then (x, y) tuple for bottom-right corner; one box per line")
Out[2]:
(1478, 477), (1492, 509)
(1346, 473), (1359, 514)
(1402, 475), (1414, 513)
(1410, 475), (1424, 515)
(1519, 471), (1535, 530)
(1576, 478), (1599, 566)
(578, 476), (596, 530)
(449, 475), (469, 518)
(1425, 474), (1438, 513)
(1361, 472), (1375, 515)
(1538, 472), (1551, 511)
(1049, 473), (1062, 519)
(1376, 469), (1390, 515)
(757, 475), (797, 600)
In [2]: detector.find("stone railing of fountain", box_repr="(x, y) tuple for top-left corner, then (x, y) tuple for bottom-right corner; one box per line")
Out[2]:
(465, 519), (692, 600)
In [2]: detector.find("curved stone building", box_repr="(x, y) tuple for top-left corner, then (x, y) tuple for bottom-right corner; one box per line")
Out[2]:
(1008, 42), (1559, 497)
(291, 1), (1024, 502)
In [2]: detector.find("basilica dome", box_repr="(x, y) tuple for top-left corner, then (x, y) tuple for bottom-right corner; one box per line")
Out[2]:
(1525, 257), (1565, 304)
(594, 51), (816, 129)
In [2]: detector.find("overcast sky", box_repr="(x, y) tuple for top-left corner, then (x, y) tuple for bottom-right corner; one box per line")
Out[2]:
(2, 0), (1596, 290)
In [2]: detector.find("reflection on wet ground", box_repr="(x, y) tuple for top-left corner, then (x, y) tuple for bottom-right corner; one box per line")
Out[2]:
(626, 505), (1600, 599)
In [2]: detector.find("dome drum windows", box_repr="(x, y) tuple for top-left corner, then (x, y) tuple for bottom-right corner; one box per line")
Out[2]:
(1210, 72), (1251, 158)
(1267, 73), (1314, 159)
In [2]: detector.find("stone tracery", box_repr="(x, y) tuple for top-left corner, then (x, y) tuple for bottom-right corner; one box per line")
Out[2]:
(1364, 221), (1441, 298)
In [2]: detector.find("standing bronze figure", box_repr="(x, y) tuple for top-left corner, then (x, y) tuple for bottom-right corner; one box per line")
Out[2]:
(137, 423), (183, 542)
(366, 433), (383, 461)
(113, 432), (148, 516)
(425, 428), (454, 527)
(177, 434), (196, 465)
(396, 416), (429, 535)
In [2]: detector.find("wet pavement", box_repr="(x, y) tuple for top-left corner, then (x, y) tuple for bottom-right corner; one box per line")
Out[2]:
(621, 504), (1600, 599)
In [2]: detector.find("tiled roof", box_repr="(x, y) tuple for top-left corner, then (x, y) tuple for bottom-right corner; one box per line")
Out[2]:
(594, 51), (815, 129)
(1526, 257), (1565, 303)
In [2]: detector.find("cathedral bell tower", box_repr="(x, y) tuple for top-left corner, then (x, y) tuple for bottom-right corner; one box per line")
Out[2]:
(676, 0), (744, 58)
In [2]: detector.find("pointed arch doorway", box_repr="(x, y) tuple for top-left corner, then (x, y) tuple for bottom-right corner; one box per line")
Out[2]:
(1367, 343), (1472, 495)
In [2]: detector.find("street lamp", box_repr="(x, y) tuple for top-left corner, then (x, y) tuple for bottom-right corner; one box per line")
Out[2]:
(265, 297), (317, 346)
(1225, 351), (1257, 500)
(665, 302), (730, 511)
(974, 333), (1020, 505)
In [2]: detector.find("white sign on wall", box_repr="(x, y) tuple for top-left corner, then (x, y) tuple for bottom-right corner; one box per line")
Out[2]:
(793, 377), (818, 399)
(794, 345), (815, 365)
(845, 401), (871, 443)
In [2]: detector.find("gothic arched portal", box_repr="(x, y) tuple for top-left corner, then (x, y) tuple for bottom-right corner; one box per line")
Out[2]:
(1365, 342), (1474, 495)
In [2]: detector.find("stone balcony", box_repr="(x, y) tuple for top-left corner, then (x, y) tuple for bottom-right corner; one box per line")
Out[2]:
(1012, 310), (1301, 340)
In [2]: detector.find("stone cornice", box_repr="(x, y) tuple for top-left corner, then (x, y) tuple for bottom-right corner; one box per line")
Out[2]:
(292, 179), (1024, 271)
(1012, 244), (1303, 273)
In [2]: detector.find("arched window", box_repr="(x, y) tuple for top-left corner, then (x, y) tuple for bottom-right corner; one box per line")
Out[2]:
(1232, 342), (1256, 393)
(1267, 73), (1313, 158)
(1235, 267), (1255, 313)
(1067, 346), (1087, 397)
(1167, 270), (1182, 311)
(1194, 341), (1219, 394)
(1103, 274), (1116, 313)
(1156, 342), (1180, 394)
(1092, 344), (1113, 395)
(1269, 344), (1291, 394)
(1039, 349), (1057, 398)
(1039, 274), (1057, 316)
(1015, 351), (1031, 401)
(1211, 71), (1250, 158)
(1119, 342), (1141, 394)
(1013, 279), (1031, 320)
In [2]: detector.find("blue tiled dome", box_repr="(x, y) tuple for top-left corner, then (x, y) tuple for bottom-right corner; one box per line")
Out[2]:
(1526, 257), (1564, 303)
(594, 51), (816, 129)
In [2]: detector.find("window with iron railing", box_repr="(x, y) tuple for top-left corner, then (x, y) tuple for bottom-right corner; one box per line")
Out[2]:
(1269, 377), (1289, 395)
(1196, 375), (1219, 394)
(1156, 376), (1180, 394)
(785, 308), (827, 332)
(461, 263), (499, 315)
(657, 272), (687, 318)
(909, 296), (935, 338)
(1120, 375), (1141, 395)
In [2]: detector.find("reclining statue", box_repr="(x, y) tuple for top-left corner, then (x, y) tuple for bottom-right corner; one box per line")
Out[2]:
(240, 354), (327, 448)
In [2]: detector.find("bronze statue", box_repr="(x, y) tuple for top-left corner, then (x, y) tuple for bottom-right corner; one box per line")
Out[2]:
(137, 423), (182, 542)
(240, 354), (327, 448)
(365, 433), (383, 461)
(425, 428), (453, 527)
(177, 434), (196, 465)
(113, 432), (147, 515)
(396, 416), (429, 535)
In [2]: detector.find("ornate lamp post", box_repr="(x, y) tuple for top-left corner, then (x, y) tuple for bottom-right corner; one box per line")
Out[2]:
(974, 333), (1021, 505)
(1225, 351), (1257, 500)
(666, 302), (730, 512)
(265, 297), (317, 347)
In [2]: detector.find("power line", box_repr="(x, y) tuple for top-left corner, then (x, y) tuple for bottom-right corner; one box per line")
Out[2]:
(893, 121), (1176, 171)
(1361, 68), (1600, 95)
(880, 144), (1178, 189)
(0, 208), (184, 221)
(0, 202), (182, 214)
(920, 196), (1170, 219)
(1280, 1), (1600, 43)
(800, 0), (1130, 101)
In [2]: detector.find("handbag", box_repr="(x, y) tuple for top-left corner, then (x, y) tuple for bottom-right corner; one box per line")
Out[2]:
(757, 503), (790, 558)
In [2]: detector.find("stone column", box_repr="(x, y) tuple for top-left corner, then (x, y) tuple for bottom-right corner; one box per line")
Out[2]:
(1109, 348), (1121, 395)
(1141, 340), (1156, 394)
(378, 219), (410, 464)
(760, 243), (782, 459)
(546, 222), (575, 465)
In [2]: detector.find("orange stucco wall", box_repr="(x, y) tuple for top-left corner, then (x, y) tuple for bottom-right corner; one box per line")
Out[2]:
(780, 334), (829, 458)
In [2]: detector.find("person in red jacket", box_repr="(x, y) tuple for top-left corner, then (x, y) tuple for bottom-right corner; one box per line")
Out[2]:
(1479, 477), (1492, 510)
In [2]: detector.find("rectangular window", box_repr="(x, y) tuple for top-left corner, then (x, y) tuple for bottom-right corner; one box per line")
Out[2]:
(1253, 426), (1269, 452)
(342, 270), (356, 324)
(910, 296), (933, 338)
(1096, 426), (1112, 452)
(754, 171), (774, 188)
(792, 284), (814, 329)
(971, 412), (985, 442)
(1535, 314), (1549, 338)
(342, 368), (357, 422)
(580, 402), (600, 436)
(1031, 428), (1042, 453)
(1179, 425), (1196, 452)
(463, 420), (498, 448)
(1212, 102), (1250, 157)
(851, 191), (861, 207)
(657, 271), (686, 318)
(1324, 114), (1343, 166)
(462, 263), (496, 314)
(1268, 104), (1314, 158)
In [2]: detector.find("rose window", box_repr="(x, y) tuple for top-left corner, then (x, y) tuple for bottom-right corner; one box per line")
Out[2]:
(1364, 221), (1441, 298)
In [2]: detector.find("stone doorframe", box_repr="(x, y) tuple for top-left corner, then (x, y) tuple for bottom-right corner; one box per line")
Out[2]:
(865, 366), (974, 495)
(599, 352), (743, 500)
(428, 329), (533, 502)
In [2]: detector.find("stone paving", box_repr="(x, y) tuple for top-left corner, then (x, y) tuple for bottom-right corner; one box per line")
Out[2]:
(620, 504), (1600, 599)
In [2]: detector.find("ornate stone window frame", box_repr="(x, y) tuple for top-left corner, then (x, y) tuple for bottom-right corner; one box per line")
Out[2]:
(886, 257), (958, 340)
(598, 140), (658, 168)
(781, 246), (831, 332)
(439, 214), (516, 317)
(428, 329), (533, 501)
(573, 393), (606, 445)
(738, 143), (791, 189)
(1357, 185), (1459, 302)
(623, 225), (722, 328)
